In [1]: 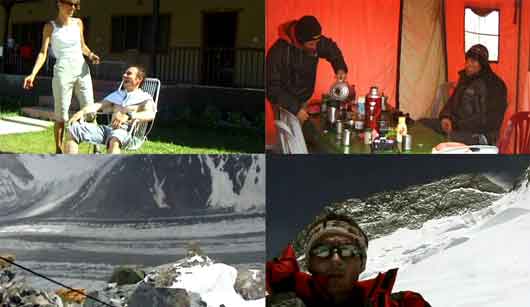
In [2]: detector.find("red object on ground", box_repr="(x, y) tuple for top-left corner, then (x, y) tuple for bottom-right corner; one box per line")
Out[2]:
(266, 99), (278, 147)
(498, 111), (530, 154)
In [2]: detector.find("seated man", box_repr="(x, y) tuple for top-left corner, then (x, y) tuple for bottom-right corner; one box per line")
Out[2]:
(439, 44), (507, 145)
(65, 65), (156, 154)
(267, 211), (431, 307)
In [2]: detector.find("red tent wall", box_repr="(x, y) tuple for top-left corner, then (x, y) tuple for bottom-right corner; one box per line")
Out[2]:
(519, 0), (530, 112)
(265, 0), (401, 106)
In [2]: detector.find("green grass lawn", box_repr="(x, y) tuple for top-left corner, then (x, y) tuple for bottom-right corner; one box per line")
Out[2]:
(0, 118), (264, 154)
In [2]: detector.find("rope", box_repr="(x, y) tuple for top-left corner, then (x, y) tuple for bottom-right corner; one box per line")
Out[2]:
(0, 255), (116, 307)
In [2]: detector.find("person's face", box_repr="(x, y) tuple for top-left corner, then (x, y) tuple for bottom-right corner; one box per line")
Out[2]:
(308, 234), (365, 301)
(302, 39), (320, 53)
(122, 67), (143, 91)
(57, 0), (79, 16)
(465, 57), (482, 76)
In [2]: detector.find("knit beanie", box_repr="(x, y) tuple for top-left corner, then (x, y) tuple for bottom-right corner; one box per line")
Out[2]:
(304, 211), (368, 267)
(295, 15), (322, 43)
(466, 44), (490, 69)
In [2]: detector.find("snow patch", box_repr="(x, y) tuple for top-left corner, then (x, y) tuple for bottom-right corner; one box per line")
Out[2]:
(168, 256), (264, 307)
(201, 156), (265, 212)
(363, 167), (530, 306)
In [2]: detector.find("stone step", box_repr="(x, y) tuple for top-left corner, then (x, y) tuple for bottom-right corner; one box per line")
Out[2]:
(21, 106), (78, 122)
(1, 115), (54, 128)
(37, 92), (108, 107)
(38, 95), (54, 107)
(0, 119), (46, 135)
(38, 95), (80, 109)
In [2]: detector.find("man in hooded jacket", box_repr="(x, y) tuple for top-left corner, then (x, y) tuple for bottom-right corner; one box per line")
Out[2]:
(439, 44), (507, 145)
(266, 211), (431, 307)
(266, 15), (348, 124)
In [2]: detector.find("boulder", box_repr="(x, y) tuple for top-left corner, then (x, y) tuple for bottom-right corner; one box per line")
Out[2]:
(109, 267), (145, 286)
(0, 254), (16, 269)
(127, 283), (206, 307)
(234, 267), (265, 300)
(83, 283), (136, 307)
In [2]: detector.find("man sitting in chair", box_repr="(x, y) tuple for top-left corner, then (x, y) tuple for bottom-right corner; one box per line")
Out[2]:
(439, 44), (507, 145)
(65, 65), (156, 154)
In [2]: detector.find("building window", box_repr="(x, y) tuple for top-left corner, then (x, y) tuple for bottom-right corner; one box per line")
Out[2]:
(12, 21), (45, 48)
(12, 17), (90, 56)
(111, 15), (170, 53)
(465, 8), (500, 61)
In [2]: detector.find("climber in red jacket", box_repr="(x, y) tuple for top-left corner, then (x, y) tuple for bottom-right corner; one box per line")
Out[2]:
(266, 212), (431, 307)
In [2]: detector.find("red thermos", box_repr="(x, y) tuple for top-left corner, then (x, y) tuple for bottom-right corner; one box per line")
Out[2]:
(365, 86), (382, 131)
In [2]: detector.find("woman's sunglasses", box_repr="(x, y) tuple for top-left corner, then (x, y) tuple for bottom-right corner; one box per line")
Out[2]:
(59, 0), (80, 9)
(310, 244), (363, 259)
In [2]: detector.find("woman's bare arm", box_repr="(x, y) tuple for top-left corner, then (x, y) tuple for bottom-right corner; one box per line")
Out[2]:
(23, 23), (52, 89)
(78, 18), (100, 64)
(30, 24), (52, 76)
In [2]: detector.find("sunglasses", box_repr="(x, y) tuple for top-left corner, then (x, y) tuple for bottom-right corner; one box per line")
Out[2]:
(310, 244), (363, 259)
(59, 0), (79, 9)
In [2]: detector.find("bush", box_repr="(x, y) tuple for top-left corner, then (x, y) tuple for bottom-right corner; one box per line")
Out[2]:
(200, 105), (223, 128)
(174, 105), (193, 122)
(0, 96), (23, 113)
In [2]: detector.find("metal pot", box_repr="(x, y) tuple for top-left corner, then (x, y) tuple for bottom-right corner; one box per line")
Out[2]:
(329, 81), (350, 102)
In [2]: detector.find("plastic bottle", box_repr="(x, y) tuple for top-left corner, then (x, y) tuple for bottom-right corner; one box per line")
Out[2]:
(396, 116), (408, 143)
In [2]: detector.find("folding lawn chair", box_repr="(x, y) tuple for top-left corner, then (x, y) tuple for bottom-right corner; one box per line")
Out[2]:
(88, 78), (161, 152)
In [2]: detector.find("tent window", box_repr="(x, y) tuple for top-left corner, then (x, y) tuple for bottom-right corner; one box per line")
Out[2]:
(464, 8), (500, 61)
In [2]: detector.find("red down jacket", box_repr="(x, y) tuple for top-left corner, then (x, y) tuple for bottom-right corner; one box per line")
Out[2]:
(266, 245), (431, 307)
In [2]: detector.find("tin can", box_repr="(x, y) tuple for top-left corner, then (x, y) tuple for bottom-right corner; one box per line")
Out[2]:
(403, 134), (412, 151)
(336, 120), (344, 136)
(328, 106), (338, 124)
(342, 129), (351, 146)
(363, 129), (372, 145)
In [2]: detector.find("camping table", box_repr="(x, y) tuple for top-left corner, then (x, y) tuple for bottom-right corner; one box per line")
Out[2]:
(303, 114), (446, 154)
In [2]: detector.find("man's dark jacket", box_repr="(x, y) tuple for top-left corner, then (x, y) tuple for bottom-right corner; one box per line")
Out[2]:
(439, 65), (507, 145)
(266, 20), (348, 115)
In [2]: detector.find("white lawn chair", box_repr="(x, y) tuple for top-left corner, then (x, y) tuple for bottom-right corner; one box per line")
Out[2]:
(275, 107), (308, 154)
(89, 78), (161, 152)
(125, 78), (161, 150)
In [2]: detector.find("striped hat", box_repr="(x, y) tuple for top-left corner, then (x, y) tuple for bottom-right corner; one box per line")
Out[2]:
(304, 211), (368, 266)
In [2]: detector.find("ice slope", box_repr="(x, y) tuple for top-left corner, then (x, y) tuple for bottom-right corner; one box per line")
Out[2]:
(363, 169), (530, 306)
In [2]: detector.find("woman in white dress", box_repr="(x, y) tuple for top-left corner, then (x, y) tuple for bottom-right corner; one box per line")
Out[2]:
(23, 0), (100, 153)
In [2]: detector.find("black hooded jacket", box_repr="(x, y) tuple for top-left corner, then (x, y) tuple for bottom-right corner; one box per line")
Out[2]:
(439, 65), (507, 144)
(266, 21), (348, 115)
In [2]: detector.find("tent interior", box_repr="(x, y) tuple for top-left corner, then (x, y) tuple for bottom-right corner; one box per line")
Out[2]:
(265, 0), (530, 151)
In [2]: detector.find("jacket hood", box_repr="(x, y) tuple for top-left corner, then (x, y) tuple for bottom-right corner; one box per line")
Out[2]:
(278, 20), (304, 49)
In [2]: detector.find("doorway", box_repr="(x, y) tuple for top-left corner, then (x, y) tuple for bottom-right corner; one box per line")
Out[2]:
(202, 11), (238, 86)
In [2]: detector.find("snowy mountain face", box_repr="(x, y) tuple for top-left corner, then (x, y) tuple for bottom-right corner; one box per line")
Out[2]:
(291, 165), (530, 307)
(0, 155), (118, 221)
(293, 173), (507, 255)
(0, 156), (36, 215)
(0, 155), (266, 307)
(0, 155), (265, 221)
(377, 165), (530, 306)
